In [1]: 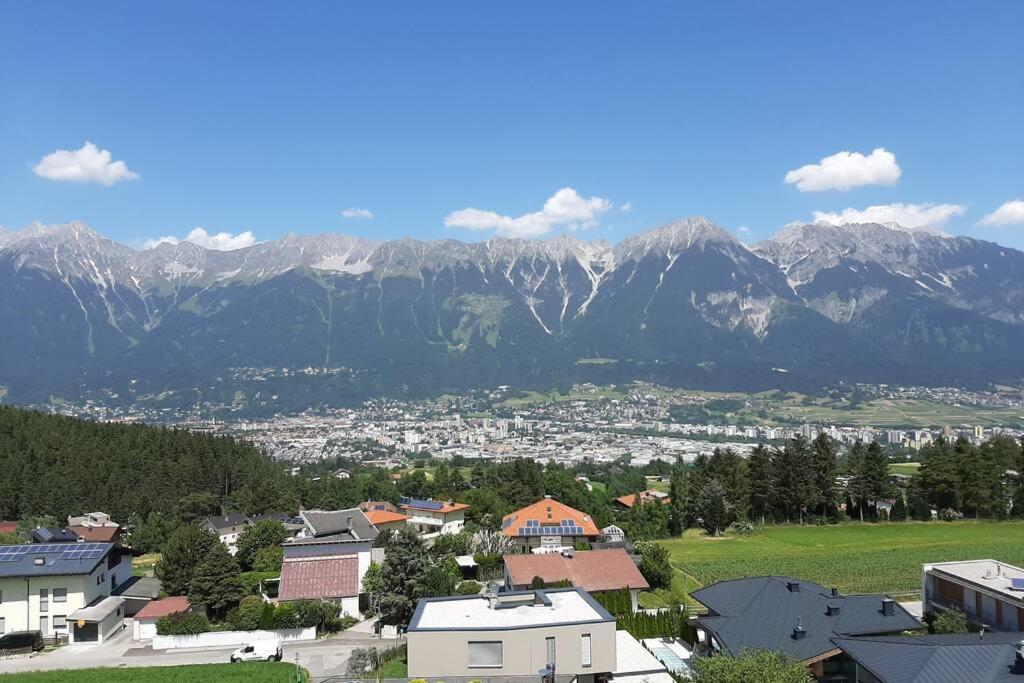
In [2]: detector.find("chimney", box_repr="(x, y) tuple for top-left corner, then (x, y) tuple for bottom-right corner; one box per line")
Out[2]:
(882, 598), (895, 616)
(346, 516), (353, 532)
(792, 618), (806, 640)
(787, 581), (800, 593)
(826, 605), (841, 617)
(831, 587), (840, 597)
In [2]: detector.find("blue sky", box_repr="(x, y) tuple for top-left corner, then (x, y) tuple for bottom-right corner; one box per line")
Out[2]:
(1, 1), (1022, 249)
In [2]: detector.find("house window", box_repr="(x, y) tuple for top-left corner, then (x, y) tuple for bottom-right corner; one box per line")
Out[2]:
(53, 615), (67, 631)
(53, 588), (67, 603)
(581, 634), (592, 667)
(0, 617), (5, 633)
(467, 641), (503, 668)
(39, 588), (48, 612)
(546, 636), (556, 668)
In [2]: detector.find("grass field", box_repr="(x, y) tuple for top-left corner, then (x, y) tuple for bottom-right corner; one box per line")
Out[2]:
(132, 553), (161, 577)
(0, 663), (305, 682)
(889, 462), (922, 476)
(654, 522), (1024, 600)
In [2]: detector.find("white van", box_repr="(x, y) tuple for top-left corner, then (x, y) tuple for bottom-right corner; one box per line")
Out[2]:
(230, 639), (283, 663)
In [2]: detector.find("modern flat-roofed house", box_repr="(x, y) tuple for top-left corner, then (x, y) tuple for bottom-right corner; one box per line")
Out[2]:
(67, 512), (122, 545)
(279, 509), (379, 616)
(407, 587), (617, 681)
(398, 497), (468, 538)
(923, 559), (1024, 631)
(691, 576), (920, 680)
(201, 514), (251, 555)
(503, 548), (649, 611)
(614, 490), (671, 509)
(502, 498), (601, 553)
(0, 542), (132, 644)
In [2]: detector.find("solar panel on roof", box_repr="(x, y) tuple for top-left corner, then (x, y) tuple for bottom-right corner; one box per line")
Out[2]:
(1012, 578), (1024, 590)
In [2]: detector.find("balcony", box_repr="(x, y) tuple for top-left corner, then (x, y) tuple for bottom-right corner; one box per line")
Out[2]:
(925, 590), (1021, 632)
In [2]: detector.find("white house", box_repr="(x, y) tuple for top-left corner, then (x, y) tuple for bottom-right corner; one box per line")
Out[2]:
(398, 497), (469, 538)
(0, 542), (132, 645)
(201, 514), (251, 556)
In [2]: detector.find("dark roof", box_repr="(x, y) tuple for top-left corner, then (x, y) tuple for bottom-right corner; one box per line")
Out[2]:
(278, 555), (359, 600)
(834, 633), (1024, 683)
(0, 542), (114, 577)
(691, 576), (921, 663)
(203, 514), (250, 531)
(249, 512), (304, 528)
(504, 549), (649, 592)
(112, 575), (162, 599)
(297, 509), (378, 542)
(31, 527), (79, 543)
(70, 525), (121, 543)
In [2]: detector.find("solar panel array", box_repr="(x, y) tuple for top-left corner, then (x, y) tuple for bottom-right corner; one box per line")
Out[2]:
(516, 519), (585, 536)
(400, 497), (445, 511)
(0, 543), (108, 563)
(1011, 578), (1024, 590)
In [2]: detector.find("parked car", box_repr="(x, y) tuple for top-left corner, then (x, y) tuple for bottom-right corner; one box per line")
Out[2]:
(230, 639), (283, 662)
(0, 630), (44, 652)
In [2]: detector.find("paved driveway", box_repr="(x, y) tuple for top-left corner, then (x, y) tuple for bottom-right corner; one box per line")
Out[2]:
(0, 623), (382, 680)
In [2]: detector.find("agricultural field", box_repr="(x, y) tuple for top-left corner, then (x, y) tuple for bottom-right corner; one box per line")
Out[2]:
(777, 398), (1024, 428)
(889, 462), (922, 476)
(0, 663), (306, 682)
(654, 522), (1024, 599)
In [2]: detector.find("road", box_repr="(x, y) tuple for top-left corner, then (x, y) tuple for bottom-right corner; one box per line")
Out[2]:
(0, 625), (388, 679)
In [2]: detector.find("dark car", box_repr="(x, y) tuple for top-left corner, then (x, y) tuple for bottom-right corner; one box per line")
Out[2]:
(0, 630), (45, 652)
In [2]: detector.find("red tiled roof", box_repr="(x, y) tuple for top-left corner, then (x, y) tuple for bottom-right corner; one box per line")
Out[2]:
(278, 554), (359, 601)
(70, 525), (121, 543)
(364, 509), (409, 525)
(0, 521), (17, 535)
(134, 596), (191, 620)
(501, 498), (600, 537)
(615, 490), (672, 508)
(503, 549), (649, 592)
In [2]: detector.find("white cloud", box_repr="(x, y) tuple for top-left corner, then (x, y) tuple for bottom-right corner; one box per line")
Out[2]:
(144, 227), (257, 251)
(620, 202), (632, 213)
(342, 207), (373, 220)
(32, 141), (139, 186)
(736, 226), (752, 236)
(811, 202), (966, 230)
(785, 147), (901, 192)
(444, 187), (613, 238)
(977, 199), (1024, 227)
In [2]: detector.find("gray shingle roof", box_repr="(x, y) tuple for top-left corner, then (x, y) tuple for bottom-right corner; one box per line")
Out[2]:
(203, 514), (250, 531)
(834, 633), (1024, 683)
(691, 576), (921, 663)
(0, 542), (114, 577)
(296, 509), (378, 542)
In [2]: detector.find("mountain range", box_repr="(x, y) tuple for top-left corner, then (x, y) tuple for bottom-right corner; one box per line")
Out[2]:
(2, 218), (1022, 410)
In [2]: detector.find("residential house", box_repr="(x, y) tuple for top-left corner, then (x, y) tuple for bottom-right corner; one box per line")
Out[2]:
(407, 587), (618, 681)
(0, 542), (132, 644)
(201, 514), (251, 555)
(249, 512), (305, 539)
(614, 490), (671, 509)
(111, 575), (162, 617)
(0, 522), (19, 536)
(834, 632), (1024, 683)
(691, 576), (920, 680)
(501, 498), (601, 553)
(398, 497), (468, 538)
(363, 509), (410, 532)
(503, 548), (649, 611)
(30, 528), (80, 544)
(923, 559), (1024, 631)
(278, 509), (379, 616)
(132, 596), (191, 641)
(67, 512), (119, 530)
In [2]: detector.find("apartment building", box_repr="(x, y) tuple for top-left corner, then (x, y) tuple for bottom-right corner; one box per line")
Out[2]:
(407, 587), (617, 681)
(923, 559), (1024, 631)
(0, 542), (131, 644)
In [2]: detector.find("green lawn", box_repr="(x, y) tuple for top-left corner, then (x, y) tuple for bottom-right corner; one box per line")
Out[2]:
(377, 658), (409, 678)
(655, 522), (1024, 599)
(132, 553), (161, 577)
(889, 462), (922, 476)
(0, 663), (305, 682)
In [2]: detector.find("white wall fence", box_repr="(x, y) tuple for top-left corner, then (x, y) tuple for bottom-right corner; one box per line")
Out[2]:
(152, 626), (316, 650)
